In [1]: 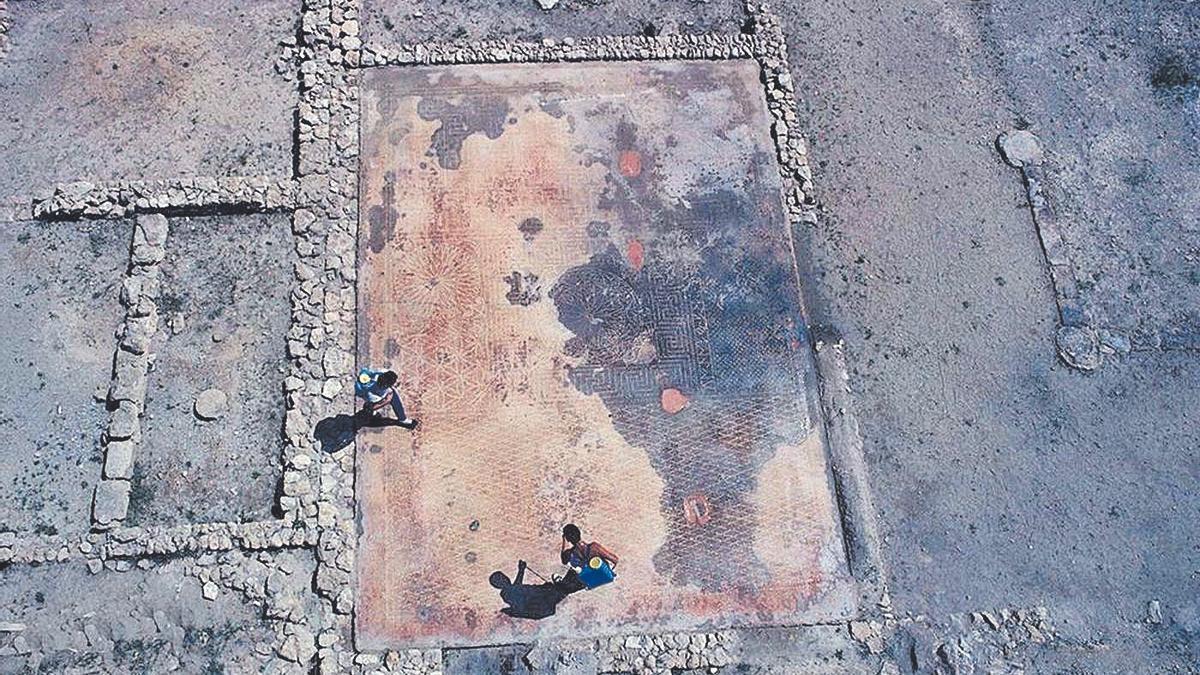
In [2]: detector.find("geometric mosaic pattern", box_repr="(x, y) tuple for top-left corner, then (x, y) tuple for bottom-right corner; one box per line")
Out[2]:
(356, 60), (856, 649)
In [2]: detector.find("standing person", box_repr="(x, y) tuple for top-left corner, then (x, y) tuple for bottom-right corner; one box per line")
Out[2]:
(355, 367), (418, 429)
(559, 523), (619, 591)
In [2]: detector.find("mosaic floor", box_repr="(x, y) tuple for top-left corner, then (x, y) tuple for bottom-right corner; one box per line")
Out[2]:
(355, 60), (855, 649)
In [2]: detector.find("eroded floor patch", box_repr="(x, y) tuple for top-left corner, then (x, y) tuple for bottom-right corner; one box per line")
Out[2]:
(131, 214), (293, 526)
(355, 60), (855, 648)
(0, 0), (298, 194)
(0, 220), (126, 536)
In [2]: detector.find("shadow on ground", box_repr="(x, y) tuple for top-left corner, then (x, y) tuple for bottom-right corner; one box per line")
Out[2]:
(313, 410), (399, 454)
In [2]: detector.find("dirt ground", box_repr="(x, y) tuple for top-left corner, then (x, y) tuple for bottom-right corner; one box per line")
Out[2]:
(780, 0), (1200, 669)
(0, 0), (297, 195)
(0, 219), (127, 537)
(0, 549), (320, 674)
(131, 213), (293, 526)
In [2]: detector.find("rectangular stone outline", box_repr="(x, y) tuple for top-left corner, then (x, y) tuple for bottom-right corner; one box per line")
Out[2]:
(354, 58), (845, 650)
(309, 5), (886, 667)
(90, 211), (301, 534)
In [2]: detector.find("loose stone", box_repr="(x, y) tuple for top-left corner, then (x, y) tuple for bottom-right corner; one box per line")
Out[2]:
(1147, 600), (1163, 624)
(1055, 325), (1101, 371)
(997, 129), (1044, 168)
(194, 388), (229, 420)
(92, 479), (131, 527)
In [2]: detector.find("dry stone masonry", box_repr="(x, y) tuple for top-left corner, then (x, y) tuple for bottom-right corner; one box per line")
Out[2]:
(596, 631), (735, 673)
(92, 214), (168, 530)
(181, 550), (321, 673)
(102, 521), (318, 560)
(0, 175), (297, 223)
(0, 0), (9, 61)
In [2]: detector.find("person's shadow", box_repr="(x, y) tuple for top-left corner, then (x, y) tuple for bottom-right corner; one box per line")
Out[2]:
(313, 410), (395, 454)
(489, 561), (573, 620)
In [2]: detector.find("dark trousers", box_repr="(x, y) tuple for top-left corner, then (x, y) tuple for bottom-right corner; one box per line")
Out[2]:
(387, 392), (406, 420)
(362, 389), (407, 421)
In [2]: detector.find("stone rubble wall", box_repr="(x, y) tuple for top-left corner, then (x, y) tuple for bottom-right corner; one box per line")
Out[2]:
(0, 0), (9, 61)
(749, 5), (819, 224)
(361, 33), (758, 67)
(0, 531), (83, 566)
(102, 520), (319, 559)
(0, 519), (314, 570)
(596, 631), (736, 673)
(91, 213), (169, 530)
(181, 550), (321, 673)
(0, 175), (297, 222)
(290, 0), (366, 672)
(860, 605), (1057, 675)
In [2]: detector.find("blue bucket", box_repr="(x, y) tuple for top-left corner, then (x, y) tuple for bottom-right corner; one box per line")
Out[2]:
(578, 556), (616, 589)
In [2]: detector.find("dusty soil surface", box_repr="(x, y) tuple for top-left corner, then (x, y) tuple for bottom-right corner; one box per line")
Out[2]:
(0, 220), (127, 537)
(0, 549), (319, 674)
(781, 0), (1200, 669)
(0, 0), (298, 195)
(0, 0), (1195, 672)
(982, 1), (1200, 345)
(361, 0), (743, 43)
(130, 214), (293, 527)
